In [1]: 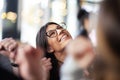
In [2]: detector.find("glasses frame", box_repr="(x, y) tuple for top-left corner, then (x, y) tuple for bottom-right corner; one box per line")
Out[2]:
(46, 22), (67, 38)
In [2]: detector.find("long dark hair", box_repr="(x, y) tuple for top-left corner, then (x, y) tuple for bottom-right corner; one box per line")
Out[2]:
(36, 22), (60, 80)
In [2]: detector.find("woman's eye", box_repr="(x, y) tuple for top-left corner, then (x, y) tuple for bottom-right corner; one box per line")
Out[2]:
(49, 31), (56, 36)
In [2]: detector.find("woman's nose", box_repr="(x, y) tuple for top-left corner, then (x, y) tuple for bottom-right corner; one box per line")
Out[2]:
(56, 29), (64, 35)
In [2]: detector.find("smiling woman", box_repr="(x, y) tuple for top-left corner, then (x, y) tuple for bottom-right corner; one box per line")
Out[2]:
(36, 22), (72, 80)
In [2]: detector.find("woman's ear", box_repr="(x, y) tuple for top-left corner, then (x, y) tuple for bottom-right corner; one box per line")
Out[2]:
(47, 47), (54, 53)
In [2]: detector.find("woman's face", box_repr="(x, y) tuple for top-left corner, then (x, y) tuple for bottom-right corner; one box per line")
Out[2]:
(46, 24), (72, 52)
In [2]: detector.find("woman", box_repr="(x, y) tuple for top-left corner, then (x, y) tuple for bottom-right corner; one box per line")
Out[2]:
(36, 22), (72, 80)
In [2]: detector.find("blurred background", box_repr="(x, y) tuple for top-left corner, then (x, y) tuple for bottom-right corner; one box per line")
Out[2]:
(0, 0), (101, 47)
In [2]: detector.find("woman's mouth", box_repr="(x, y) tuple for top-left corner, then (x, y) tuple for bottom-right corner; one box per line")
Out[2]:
(61, 35), (67, 41)
(59, 34), (68, 42)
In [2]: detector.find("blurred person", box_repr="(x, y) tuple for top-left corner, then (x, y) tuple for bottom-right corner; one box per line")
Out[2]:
(96, 0), (120, 80)
(61, 0), (120, 80)
(0, 38), (52, 80)
(77, 9), (89, 37)
(77, 9), (97, 47)
(77, 9), (96, 77)
(61, 36), (95, 80)
(36, 22), (72, 80)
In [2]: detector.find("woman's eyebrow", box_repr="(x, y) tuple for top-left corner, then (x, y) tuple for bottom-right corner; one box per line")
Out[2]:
(56, 25), (62, 28)
(47, 25), (61, 32)
(56, 25), (60, 28)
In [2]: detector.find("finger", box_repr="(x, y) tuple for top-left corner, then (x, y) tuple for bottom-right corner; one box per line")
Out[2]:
(0, 38), (13, 50)
(0, 43), (2, 49)
(0, 50), (9, 57)
(44, 61), (51, 64)
(45, 58), (51, 62)
(42, 58), (51, 64)
(4, 38), (17, 51)
(0, 39), (8, 50)
(47, 58), (51, 61)
(42, 62), (52, 69)
(8, 41), (18, 52)
(41, 57), (47, 61)
(9, 51), (17, 60)
(46, 65), (52, 71)
(43, 62), (52, 68)
(45, 58), (51, 64)
(4, 42), (13, 51)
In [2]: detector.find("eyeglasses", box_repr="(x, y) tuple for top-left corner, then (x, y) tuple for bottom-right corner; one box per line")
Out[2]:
(46, 22), (67, 38)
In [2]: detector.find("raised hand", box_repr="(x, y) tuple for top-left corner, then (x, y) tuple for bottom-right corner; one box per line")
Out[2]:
(41, 57), (52, 80)
(66, 36), (95, 69)
(0, 38), (18, 60)
(0, 38), (44, 80)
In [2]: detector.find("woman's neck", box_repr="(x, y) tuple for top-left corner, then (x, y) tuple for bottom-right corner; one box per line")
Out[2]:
(54, 50), (66, 63)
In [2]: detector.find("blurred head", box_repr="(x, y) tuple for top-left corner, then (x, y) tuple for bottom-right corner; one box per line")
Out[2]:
(97, 0), (120, 61)
(96, 0), (120, 80)
(77, 9), (90, 33)
(36, 22), (72, 55)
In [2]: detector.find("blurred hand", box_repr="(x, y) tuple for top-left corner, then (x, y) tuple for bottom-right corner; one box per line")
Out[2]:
(41, 57), (52, 72)
(41, 57), (52, 80)
(66, 36), (95, 69)
(0, 38), (18, 60)
(16, 43), (43, 80)
(0, 38), (44, 80)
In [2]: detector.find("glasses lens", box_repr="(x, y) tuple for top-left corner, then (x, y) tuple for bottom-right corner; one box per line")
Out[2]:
(59, 22), (67, 29)
(47, 30), (57, 38)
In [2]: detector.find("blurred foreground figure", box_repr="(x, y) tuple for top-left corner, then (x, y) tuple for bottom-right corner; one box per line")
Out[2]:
(61, 36), (95, 80)
(77, 9), (96, 47)
(61, 0), (120, 80)
(0, 38), (52, 80)
(96, 0), (120, 80)
(77, 8), (89, 37)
